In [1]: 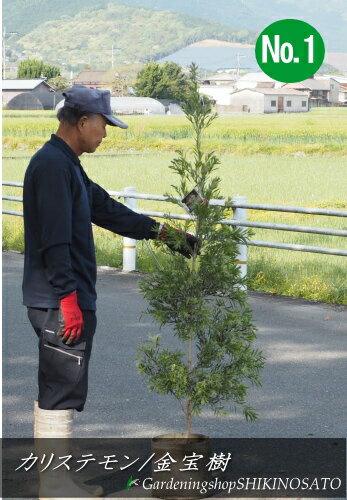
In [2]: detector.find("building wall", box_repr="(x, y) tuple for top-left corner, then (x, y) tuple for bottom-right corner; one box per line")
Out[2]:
(338, 91), (347, 104)
(282, 95), (308, 112)
(208, 80), (235, 87)
(310, 89), (330, 106)
(35, 82), (52, 93)
(2, 82), (51, 106)
(330, 78), (343, 104)
(74, 83), (112, 90)
(217, 91), (309, 114)
(198, 86), (234, 105)
(264, 94), (308, 113)
(227, 90), (264, 113)
(264, 95), (278, 113)
(235, 79), (283, 90)
(236, 80), (263, 89)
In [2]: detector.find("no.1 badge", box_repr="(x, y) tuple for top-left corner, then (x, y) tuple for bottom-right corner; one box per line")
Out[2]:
(255, 19), (325, 83)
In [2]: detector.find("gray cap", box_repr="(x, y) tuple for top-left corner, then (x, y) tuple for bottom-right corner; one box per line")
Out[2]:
(62, 85), (128, 129)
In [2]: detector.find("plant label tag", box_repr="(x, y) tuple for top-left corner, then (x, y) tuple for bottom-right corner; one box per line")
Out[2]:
(182, 188), (207, 213)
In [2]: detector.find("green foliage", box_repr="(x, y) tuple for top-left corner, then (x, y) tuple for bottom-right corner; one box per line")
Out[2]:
(134, 63), (166, 99)
(43, 64), (61, 79)
(47, 76), (70, 91)
(17, 58), (61, 79)
(17, 59), (43, 78)
(12, 3), (256, 70)
(135, 61), (189, 100)
(136, 64), (265, 432)
(4, 0), (346, 54)
(161, 62), (190, 101)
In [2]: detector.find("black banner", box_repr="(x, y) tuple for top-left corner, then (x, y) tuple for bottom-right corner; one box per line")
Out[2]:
(2, 438), (346, 498)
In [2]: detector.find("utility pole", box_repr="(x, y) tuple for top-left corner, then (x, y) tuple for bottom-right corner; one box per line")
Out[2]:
(236, 53), (246, 79)
(2, 27), (6, 79)
(2, 27), (19, 79)
(111, 45), (121, 68)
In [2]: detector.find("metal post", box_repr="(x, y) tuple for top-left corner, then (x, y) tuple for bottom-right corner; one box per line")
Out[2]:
(122, 186), (137, 271)
(233, 195), (248, 291)
(2, 27), (19, 80)
(3, 26), (6, 80)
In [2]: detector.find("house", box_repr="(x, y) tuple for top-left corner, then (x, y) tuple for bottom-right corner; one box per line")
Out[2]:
(331, 82), (347, 105)
(198, 85), (235, 105)
(282, 78), (331, 107)
(72, 70), (112, 89)
(217, 88), (309, 114)
(2, 78), (55, 106)
(235, 72), (283, 90)
(338, 84), (347, 105)
(198, 71), (284, 106)
(201, 72), (236, 86)
(329, 76), (347, 105)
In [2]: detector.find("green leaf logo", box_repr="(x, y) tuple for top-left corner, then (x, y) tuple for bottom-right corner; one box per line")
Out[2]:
(125, 476), (139, 490)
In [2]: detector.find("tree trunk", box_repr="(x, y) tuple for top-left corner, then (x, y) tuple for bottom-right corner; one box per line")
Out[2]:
(186, 334), (193, 435)
(186, 397), (191, 435)
(185, 249), (197, 436)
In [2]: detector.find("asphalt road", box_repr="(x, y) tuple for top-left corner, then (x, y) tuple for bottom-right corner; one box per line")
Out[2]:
(2, 251), (347, 439)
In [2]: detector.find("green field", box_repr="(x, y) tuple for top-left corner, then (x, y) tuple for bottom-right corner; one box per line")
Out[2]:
(3, 107), (347, 155)
(2, 109), (347, 304)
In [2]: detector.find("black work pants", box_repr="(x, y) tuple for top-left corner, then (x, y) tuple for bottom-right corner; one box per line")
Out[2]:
(27, 308), (97, 412)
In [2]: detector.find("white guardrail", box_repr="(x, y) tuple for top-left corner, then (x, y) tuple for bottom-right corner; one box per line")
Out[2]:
(2, 182), (347, 279)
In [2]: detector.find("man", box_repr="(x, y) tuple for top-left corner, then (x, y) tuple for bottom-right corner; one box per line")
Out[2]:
(23, 85), (197, 499)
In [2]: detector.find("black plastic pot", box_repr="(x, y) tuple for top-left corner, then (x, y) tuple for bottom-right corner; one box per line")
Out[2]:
(150, 433), (212, 500)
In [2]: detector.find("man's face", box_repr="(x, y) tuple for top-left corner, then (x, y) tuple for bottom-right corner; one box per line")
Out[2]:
(78, 114), (108, 153)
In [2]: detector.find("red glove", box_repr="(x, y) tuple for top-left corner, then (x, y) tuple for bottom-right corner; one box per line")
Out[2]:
(59, 291), (84, 344)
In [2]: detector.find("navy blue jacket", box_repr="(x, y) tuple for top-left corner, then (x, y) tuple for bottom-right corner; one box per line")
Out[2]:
(22, 134), (159, 310)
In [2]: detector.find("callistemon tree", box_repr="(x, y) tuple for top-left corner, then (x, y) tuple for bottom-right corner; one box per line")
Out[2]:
(137, 63), (265, 435)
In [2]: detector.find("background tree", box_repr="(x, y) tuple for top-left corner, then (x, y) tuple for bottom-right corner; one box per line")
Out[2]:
(136, 63), (265, 435)
(17, 59), (43, 78)
(134, 62), (167, 99)
(17, 58), (61, 79)
(47, 75), (70, 91)
(43, 64), (61, 79)
(111, 72), (130, 96)
(134, 61), (189, 101)
(160, 61), (189, 101)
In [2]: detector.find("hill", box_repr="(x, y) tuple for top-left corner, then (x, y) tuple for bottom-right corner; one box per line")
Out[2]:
(99, 0), (347, 52)
(4, 0), (346, 52)
(159, 40), (344, 73)
(9, 3), (255, 70)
